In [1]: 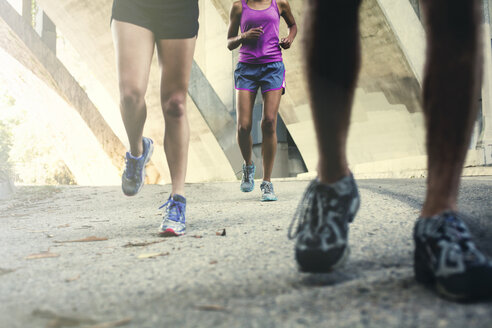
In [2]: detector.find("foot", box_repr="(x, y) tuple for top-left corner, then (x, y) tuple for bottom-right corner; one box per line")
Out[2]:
(260, 181), (278, 201)
(121, 137), (154, 196)
(240, 162), (256, 192)
(288, 174), (360, 272)
(159, 194), (186, 237)
(413, 211), (492, 300)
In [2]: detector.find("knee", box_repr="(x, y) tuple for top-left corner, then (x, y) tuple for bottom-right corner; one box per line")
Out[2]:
(237, 123), (252, 138)
(162, 94), (186, 119)
(261, 117), (277, 135)
(120, 87), (145, 110)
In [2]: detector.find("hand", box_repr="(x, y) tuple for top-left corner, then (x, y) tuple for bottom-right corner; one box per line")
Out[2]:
(242, 27), (264, 40)
(280, 37), (293, 49)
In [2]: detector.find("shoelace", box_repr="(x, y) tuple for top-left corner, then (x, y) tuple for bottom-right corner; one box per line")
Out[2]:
(287, 180), (342, 240)
(262, 182), (273, 194)
(422, 213), (487, 264)
(423, 213), (471, 243)
(242, 166), (254, 183)
(159, 198), (185, 223)
(287, 180), (319, 239)
(125, 157), (136, 179)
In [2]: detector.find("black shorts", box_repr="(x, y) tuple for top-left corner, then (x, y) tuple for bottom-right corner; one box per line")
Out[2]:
(111, 0), (199, 39)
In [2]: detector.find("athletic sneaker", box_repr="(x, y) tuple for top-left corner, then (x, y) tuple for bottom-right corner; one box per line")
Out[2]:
(413, 211), (492, 300)
(159, 194), (186, 236)
(240, 162), (256, 192)
(260, 181), (278, 201)
(122, 137), (154, 196)
(288, 174), (360, 272)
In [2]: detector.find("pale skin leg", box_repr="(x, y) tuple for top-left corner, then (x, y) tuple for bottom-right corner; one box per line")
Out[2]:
(156, 38), (196, 197)
(261, 89), (283, 181)
(111, 20), (155, 157)
(236, 90), (257, 166)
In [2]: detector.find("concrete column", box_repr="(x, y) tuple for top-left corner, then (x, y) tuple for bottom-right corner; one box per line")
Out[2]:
(480, 0), (492, 164)
(22, 0), (32, 24)
(31, 3), (56, 53)
(41, 12), (56, 53)
(408, 0), (420, 19)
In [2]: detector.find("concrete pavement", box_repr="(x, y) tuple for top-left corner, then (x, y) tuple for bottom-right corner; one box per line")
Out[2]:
(0, 178), (491, 328)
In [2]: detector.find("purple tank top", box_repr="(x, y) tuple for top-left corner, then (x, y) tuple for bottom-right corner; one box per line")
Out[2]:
(239, 0), (283, 64)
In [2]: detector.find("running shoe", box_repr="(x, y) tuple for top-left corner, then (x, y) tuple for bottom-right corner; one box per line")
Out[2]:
(260, 181), (278, 201)
(413, 211), (492, 300)
(288, 174), (360, 272)
(122, 137), (154, 196)
(159, 194), (186, 236)
(240, 162), (256, 192)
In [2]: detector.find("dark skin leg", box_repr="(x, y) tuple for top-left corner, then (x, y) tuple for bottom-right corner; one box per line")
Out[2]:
(261, 89), (283, 182)
(304, 0), (362, 184)
(236, 90), (257, 166)
(307, 0), (482, 215)
(420, 0), (482, 217)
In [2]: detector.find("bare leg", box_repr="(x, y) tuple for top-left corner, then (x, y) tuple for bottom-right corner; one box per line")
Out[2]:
(111, 20), (155, 157)
(261, 89), (282, 181)
(304, 0), (362, 184)
(156, 38), (196, 196)
(236, 90), (257, 165)
(420, 0), (482, 216)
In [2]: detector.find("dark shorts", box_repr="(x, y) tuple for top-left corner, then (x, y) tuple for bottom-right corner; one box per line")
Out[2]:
(234, 61), (286, 94)
(111, 0), (199, 39)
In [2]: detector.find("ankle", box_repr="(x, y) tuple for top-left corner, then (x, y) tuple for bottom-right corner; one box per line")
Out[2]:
(318, 169), (350, 185)
(421, 199), (457, 217)
(171, 190), (185, 198)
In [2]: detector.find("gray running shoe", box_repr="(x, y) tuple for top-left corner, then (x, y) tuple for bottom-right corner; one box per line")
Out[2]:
(159, 194), (186, 237)
(414, 212), (492, 300)
(240, 162), (256, 192)
(288, 174), (360, 272)
(260, 181), (278, 201)
(122, 137), (154, 196)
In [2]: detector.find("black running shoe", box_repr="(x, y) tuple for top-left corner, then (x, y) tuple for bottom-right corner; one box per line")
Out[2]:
(288, 174), (360, 272)
(413, 211), (492, 300)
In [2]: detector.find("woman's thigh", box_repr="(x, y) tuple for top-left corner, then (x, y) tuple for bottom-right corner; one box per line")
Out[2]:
(236, 90), (257, 128)
(262, 89), (282, 121)
(112, 20), (155, 94)
(156, 38), (196, 103)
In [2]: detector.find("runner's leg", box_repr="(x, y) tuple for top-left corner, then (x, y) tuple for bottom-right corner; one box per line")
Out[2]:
(112, 20), (155, 157)
(305, 0), (362, 184)
(261, 89), (282, 181)
(420, 0), (482, 217)
(236, 90), (257, 166)
(156, 38), (196, 196)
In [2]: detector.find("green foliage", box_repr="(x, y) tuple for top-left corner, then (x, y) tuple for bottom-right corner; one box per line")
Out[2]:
(31, 0), (39, 28)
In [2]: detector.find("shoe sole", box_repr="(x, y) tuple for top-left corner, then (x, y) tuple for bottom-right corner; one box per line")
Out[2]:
(261, 197), (278, 202)
(159, 228), (185, 237)
(240, 183), (255, 193)
(414, 250), (489, 301)
(122, 139), (154, 197)
(296, 245), (350, 273)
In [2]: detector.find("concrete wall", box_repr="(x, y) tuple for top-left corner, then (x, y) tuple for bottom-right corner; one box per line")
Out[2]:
(5, 0), (490, 185)
(35, 0), (237, 183)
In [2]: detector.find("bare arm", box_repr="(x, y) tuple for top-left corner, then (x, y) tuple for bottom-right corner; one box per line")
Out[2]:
(278, 0), (297, 49)
(227, 1), (264, 51)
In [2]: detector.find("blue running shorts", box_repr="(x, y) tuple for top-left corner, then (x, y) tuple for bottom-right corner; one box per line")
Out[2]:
(234, 61), (286, 94)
